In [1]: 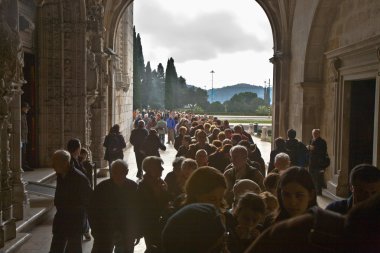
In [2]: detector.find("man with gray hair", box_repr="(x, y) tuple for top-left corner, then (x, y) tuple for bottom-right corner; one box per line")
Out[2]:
(49, 150), (92, 253)
(89, 159), (138, 253)
(273, 152), (290, 174)
(224, 145), (264, 207)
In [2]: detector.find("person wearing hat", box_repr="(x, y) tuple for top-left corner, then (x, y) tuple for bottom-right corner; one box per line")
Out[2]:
(136, 156), (170, 252)
(161, 203), (227, 253)
(21, 102), (33, 171)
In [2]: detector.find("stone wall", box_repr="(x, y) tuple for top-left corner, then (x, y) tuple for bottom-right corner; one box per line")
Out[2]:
(327, 0), (380, 51)
(287, 0), (320, 142)
(113, 5), (134, 142)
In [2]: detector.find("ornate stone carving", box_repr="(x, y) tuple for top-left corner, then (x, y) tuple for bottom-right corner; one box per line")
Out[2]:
(86, 0), (105, 36)
(328, 57), (341, 83)
(0, 3), (25, 84)
(87, 42), (99, 93)
(269, 50), (284, 64)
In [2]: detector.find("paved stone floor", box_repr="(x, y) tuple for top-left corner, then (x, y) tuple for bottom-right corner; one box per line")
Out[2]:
(17, 135), (331, 253)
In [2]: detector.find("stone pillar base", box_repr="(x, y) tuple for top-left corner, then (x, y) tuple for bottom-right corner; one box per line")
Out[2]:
(3, 219), (16, 241)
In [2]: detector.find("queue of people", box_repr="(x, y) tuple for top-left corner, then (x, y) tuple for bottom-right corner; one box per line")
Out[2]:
(47, 110), (380, 253)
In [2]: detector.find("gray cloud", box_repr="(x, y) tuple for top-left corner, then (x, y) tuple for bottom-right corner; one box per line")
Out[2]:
(135, 1), (269, 63)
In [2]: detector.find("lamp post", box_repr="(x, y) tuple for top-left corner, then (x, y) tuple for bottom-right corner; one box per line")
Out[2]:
(210, 70), (215, 103)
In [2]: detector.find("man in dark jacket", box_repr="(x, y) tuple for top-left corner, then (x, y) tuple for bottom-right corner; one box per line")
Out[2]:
(130, 120), (149, 179)
(89, 160), (138, 253)
(308, 129), (328, 195)
(49, 150), (92, 253)
(285, 129), (308, 167)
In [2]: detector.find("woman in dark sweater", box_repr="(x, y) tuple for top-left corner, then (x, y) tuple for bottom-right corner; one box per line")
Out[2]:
(142, 129), (166, 157)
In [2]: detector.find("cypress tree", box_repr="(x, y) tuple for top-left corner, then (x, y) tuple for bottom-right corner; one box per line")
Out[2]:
(133, 28), (145, 110)
(156, 63), (165, 108)
(164, 58), (178, 110)
(142, 61), (152, 108)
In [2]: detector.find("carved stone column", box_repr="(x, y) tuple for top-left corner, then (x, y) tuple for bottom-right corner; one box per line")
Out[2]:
(375, 47), (380, 168)
(270, 50), (291, 140)
(0, 88), (16, 243)
(38, 1), (87, 166)
(9, 82), (27, 221)
(326, 57), (347, 197)
(0, 0), (24, 245)
(86, 0), (109, 173)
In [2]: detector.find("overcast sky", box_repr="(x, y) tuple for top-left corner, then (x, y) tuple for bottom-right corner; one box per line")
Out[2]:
(134, 0), (273, 89)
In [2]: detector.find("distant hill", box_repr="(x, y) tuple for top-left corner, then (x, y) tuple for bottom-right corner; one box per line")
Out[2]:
(206, 83), (272, 104)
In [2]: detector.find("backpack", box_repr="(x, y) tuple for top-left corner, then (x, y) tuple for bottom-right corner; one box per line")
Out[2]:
(319, 153), (330, 170)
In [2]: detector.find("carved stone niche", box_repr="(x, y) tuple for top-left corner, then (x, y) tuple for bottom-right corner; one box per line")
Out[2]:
(328, 57), (341, 83)
(108, 52), (130, 93)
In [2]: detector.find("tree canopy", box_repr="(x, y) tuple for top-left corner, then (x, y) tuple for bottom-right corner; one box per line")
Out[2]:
(133, 28), (270, 115)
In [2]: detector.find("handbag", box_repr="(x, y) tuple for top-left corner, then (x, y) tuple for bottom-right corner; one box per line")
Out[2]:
(319, 153), (330, 170)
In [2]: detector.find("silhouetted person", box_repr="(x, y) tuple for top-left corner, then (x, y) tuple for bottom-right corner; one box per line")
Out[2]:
(89, 160), (138, 253)
(49, 150), (92, 253)
(308, 129), (328, 195)
(21, 102), (33, 171)
(285, 129), (308, 167)
(129, 120), (148, 179)
(326, 164), (380, 215)
(103, 124), (127, 171)
(141, 129), (166, 157)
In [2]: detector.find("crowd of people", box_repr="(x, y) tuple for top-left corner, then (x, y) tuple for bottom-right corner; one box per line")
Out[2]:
(48, 109), (380, 253)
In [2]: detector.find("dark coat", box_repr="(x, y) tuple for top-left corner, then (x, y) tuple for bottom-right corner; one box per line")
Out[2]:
(286, 138), (309, 167)
(174, 134), (184, 151)
(164, 171), (183, 201)
(88, 178), (138, 239)
(21, 112), (28, 143)
(208, 151), (231, 173)
(325, 196), (353, 215)
(129, 128), (148, 152)
(142, 134), (166, 157)
(309, 137), (327, 171)
(103, 133), (127, 161)
(185, 143), (214, 159)
(53, 167), (92, 235)
(136, 176), (170, 237)
(245, 207), (345, 253)
(176, 145), (189, 157)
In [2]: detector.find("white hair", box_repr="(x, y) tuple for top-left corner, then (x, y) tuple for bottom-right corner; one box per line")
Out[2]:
(230, 145), (248, 157)
(110, 159), (128, 173)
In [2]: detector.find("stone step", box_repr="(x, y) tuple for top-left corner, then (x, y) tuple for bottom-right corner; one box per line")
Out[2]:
(2, 233), (31, 253)
(2, 169), (57, 252)
(16, 206), (51, 234)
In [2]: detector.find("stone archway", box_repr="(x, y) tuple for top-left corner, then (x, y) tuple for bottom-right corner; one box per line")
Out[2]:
(255, 0), (295, 140)
(86, 0), (134, 169)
